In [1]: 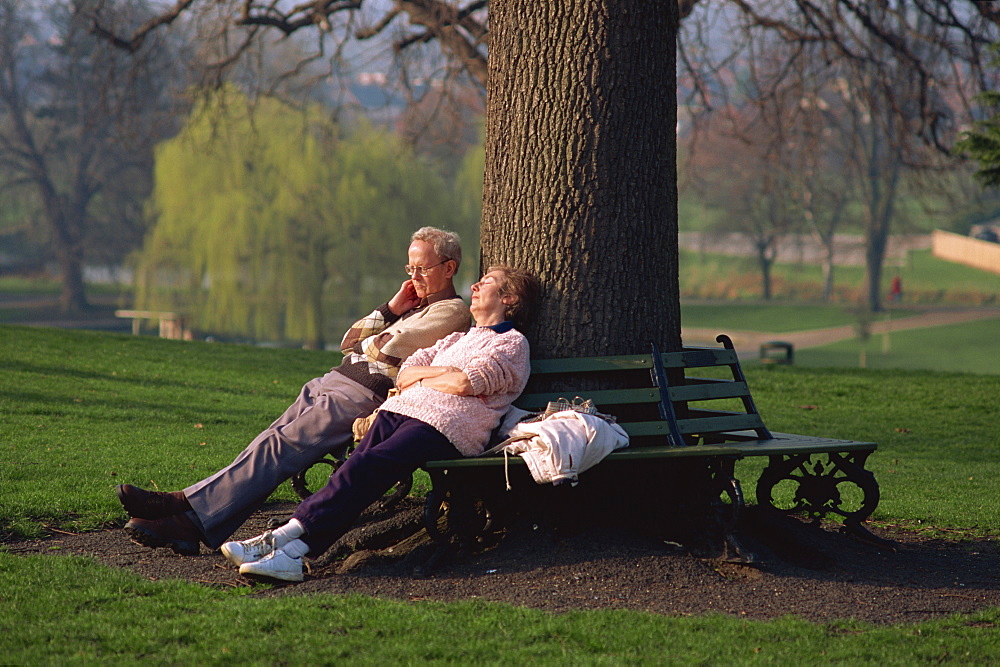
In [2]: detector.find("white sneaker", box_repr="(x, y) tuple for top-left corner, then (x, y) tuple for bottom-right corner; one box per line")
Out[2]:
(239, 548), (304, 582)
(221, 531), (275, 566)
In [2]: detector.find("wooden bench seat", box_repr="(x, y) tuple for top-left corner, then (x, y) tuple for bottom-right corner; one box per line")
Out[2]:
(420, 335), (882, 566)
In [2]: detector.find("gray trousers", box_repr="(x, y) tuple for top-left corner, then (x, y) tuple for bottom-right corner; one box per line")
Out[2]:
(184, 370), (381, 548)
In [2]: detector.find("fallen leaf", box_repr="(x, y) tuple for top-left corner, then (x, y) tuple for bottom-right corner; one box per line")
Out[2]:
(797, 405), (819, 410)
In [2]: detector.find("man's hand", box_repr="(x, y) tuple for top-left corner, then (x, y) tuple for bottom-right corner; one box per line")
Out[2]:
(387, 279), (421, 316)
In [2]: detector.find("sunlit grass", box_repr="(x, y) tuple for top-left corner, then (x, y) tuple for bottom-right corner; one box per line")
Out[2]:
(679, 248), (1000, 304)
(794, 318), (1000, 375)
(1, 553), (998, 664)
(2, 325), (999, 663)
(681, 302), (919, 332)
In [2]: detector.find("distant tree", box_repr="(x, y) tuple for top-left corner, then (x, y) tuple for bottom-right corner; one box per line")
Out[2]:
(955, 47), (1000, 188)
(0, 0), (182, 311)
(134, 88), (458, 348)
(680, 1), (1000, 312)
(687, 106), (798, 300)
(790, 89), (854, 303)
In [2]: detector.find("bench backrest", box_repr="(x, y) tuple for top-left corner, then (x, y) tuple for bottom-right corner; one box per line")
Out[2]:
(515, 335), (772, 447)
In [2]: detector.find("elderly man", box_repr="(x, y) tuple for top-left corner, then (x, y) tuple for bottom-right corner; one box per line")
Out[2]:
(117, 227), (471, 555)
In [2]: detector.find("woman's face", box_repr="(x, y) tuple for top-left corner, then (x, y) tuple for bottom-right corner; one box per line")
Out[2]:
(470, 270), (510, 326)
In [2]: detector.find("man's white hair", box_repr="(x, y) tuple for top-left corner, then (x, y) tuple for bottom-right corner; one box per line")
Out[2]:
(412, 227), (462, 268)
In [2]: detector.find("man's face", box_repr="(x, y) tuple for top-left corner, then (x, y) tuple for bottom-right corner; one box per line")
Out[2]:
(407, 240), (454, 298)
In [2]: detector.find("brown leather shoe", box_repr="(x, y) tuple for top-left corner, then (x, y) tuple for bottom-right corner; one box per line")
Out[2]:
(116, 484), (191, 519)
(125, 515), (204, 556)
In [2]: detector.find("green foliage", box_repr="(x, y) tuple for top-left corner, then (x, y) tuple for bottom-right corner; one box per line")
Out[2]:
(1, 553), (999, 662)
(134, 87), (460, 348)
(955, 88), (1000, 187)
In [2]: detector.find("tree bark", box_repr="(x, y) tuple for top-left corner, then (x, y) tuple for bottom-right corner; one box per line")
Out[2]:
(41, 182), (90, 314)
(56, 248), (89, 314)
(755, 242), (774, 301)
(481, 0), (681, 358)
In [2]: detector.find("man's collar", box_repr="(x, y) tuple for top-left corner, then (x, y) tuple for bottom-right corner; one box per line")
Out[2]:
(419, 284), (459, 307)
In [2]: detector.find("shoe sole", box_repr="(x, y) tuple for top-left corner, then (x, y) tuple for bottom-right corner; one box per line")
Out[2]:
(125, 523), (200, 556)
(220, 543), (270, 567)
(238, 567), (304, 583)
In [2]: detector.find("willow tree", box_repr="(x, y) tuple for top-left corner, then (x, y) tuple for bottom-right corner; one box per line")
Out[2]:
(135, 88), (456, 348)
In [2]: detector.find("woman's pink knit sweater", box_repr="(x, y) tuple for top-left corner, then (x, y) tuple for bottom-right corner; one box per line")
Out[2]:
(379, 326), (530, 456)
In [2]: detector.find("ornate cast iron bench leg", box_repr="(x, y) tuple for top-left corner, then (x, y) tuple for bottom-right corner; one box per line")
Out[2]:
(755, 450), (895, 550)
(417, 470), (495, 576)
(706, 456), (755, 564)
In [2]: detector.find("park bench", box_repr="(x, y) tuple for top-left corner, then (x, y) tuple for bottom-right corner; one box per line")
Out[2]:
(115, 309), (189, 340)
(418, 335), (883, 567)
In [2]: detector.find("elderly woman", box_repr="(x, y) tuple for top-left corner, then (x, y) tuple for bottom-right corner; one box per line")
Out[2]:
(225, 266), (541, 581)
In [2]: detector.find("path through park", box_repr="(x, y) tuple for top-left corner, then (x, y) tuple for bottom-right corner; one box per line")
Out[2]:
(682, 306), (1000, 358)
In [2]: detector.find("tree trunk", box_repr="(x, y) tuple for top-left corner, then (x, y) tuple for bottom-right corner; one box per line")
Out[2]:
(865, 222), (891, 313)
(862, 126), (901, 314)
(753, 236), (776, 301)
(480, 0), (681, 358)
(43, 189), (89, 314)
(57, 247), (88, 313)
(822, 244), (835, 302)
(758, 252), (773, 301)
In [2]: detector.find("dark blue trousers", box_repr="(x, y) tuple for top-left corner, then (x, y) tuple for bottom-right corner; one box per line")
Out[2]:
(293, 410), (461, 557)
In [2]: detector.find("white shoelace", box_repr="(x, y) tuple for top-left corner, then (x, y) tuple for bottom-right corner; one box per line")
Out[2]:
(242, 530), (275, 555)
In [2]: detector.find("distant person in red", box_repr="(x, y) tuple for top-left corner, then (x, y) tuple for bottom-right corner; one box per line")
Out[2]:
(888, 275), (902, 303)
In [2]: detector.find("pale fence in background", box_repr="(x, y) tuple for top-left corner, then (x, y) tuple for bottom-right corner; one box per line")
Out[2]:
(932, 230), (1000, 275)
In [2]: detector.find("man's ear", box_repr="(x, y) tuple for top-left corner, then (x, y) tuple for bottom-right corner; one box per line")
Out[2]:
(443, 259), (458, 278)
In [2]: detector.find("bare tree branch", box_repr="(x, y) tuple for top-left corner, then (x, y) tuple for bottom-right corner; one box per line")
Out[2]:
(91, 0), (196, 52)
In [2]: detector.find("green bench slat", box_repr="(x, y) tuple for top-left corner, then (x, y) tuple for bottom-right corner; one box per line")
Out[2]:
(529, 355), (653, 374)
(667, 380), (752, 402)
(424, 443), (745, 469)
(516, 387), (662, 411)
(660, 348), (740, 368)
(620, 421), (671, 437)
(675, 412), (768, 435)
(712, 433), (877, 456)
(528, 349), (740, 375)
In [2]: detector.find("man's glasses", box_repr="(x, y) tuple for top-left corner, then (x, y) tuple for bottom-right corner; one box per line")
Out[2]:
(404, 261), (447, 277)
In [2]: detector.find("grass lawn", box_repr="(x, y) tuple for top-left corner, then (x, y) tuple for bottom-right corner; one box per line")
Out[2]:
(2, 325), (999, 662)
(681, 303), (1000, 376)
(795, 318), (1000, 375)
(679, 248), (1000, 304)
(680, 302), (918, 332)
(2, 556), (997, 663)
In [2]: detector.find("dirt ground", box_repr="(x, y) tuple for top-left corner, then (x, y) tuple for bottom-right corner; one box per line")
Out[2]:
(7, 499), (999, 626)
